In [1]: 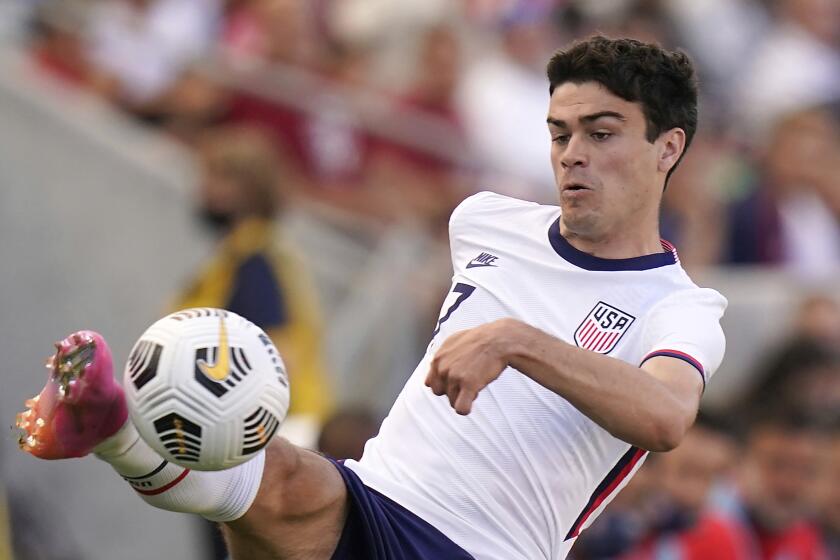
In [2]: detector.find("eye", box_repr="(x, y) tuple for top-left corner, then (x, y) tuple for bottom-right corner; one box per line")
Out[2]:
(591, 132), (612, 141)
(552, 134), (570, 145)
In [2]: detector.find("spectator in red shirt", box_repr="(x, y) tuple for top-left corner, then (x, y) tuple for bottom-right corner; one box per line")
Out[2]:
(723, 410), (830, 560)
(619, 417), (746, 560)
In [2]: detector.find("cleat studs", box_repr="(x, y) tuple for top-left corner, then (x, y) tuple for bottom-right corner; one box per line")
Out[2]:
(35, 418), (45, 428)
(14, 413), (24, 428)
(25, 435), (37, 448)
(15, 410), (33, 429)
(13, 426), (26, 445)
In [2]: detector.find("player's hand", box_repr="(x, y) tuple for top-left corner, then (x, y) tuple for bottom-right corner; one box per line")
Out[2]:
(424, 319), (518, 415)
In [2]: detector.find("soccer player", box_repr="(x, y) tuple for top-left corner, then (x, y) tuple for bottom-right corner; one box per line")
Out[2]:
(17, 36), (726, 559)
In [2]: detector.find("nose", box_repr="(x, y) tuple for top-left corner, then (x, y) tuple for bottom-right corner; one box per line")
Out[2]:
(560, 136), (588, 169)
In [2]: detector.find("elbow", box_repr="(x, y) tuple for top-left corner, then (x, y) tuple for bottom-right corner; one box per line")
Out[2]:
(609, 412), (690, 452)
(644, 405), (694, 452)
(646, 421), (686, 452)
(641, 385), (699, 452)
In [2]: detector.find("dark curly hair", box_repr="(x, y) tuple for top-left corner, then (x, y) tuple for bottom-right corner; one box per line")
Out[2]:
(547, 36), (698, 183)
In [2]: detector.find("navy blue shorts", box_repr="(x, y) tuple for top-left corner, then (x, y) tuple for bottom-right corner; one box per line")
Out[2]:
(329, 460), (474, 560)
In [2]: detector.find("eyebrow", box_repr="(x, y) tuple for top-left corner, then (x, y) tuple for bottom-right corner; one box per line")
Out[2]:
(546, 111), (627, 128)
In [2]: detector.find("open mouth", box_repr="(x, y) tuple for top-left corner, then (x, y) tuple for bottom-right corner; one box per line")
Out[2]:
(563, 183), (590, 192)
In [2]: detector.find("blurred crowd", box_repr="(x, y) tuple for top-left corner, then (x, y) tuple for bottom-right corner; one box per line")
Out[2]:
(22, 0), (840, 276)
(6, 0), (840, 558)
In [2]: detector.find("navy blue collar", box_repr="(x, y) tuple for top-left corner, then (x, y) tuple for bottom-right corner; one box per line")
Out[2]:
(547, 218), (677, 271)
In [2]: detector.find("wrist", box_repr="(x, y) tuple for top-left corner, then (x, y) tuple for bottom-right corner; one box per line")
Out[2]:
(491, 318), (530, 365)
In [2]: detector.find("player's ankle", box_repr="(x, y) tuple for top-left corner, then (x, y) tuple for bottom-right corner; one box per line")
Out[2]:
(92, 421), (168, 479)
(93, 421), (139, 459)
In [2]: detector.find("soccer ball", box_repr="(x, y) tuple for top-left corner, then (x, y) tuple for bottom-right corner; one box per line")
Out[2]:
(124, 308), (289, 471)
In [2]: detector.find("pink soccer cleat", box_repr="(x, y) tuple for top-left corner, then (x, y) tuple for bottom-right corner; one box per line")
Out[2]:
(15, 330), (128, 460)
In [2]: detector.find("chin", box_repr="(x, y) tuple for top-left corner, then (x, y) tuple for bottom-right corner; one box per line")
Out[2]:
(560, 211), (601, 238)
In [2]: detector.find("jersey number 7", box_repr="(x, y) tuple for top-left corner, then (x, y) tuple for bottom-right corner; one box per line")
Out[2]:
(432, 283), (476, 338)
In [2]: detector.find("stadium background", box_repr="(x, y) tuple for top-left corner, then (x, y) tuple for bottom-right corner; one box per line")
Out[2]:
(1, 0), (838, 558)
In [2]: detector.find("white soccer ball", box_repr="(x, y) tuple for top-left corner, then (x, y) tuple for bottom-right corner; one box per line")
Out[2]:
(124, 308), (290, 471)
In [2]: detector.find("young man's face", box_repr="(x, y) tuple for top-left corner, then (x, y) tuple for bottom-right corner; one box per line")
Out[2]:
(741, 427), (825, 529)
(547, 81), (678, 242)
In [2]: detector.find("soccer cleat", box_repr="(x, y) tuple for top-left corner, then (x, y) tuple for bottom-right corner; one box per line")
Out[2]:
(15, 331), (128, 460)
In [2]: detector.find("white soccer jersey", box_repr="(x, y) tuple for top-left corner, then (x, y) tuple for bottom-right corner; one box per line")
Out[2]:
(344, 192), (727, 560)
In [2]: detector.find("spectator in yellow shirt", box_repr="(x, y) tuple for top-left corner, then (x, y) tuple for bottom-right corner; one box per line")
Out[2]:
(175, 124), (333, 423)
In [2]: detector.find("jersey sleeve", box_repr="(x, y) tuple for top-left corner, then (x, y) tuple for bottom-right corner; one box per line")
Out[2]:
(448, 190), (535, 273)
(639, 288), (727, 388)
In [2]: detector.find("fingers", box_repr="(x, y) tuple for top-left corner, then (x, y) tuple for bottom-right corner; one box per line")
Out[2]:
(424, 329), (489, 415)
(425, 359), (447, 396)
(446, 379), (460, 410)
(453, 387), (477, 416)
(426, 364), (478, 415)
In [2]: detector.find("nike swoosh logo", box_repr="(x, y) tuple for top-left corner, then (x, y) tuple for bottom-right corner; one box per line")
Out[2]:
(198, 317), (230, 381)
(466, 262), (497, 269)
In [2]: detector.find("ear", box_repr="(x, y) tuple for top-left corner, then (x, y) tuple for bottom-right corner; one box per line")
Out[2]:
(657, 128), (686, 175)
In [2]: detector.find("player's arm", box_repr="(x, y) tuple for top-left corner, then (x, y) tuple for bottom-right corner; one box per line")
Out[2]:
(425, 318), (703, 452)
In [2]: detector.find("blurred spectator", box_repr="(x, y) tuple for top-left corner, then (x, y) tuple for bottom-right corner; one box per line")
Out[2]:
(222, 38), (375, 198)
(663, 0), (769, 112)
(360, 24), (470, 230)
(223, 21), (470, 231)
(734, 0), (840, 132)
(220, 0), (321, 71)
(301, 41), (375, 190)
(317, 407), (380, 461)
(456, 4), (558, 201)
(794, 293), (840, 346)
(572, 414), (741, 560)
(401, 24), (461, 117)
(619, 420), (746, 560)
(567, 0), (672, 45)
(660, 133), (732, 272)
(734, 333), (840, 427)
(86, 0), (221, 119)
(727, 106), (840, 279)
(721, 410), (829, 559)
(570, 462), (654, 560)
(173, 124), (334, 422)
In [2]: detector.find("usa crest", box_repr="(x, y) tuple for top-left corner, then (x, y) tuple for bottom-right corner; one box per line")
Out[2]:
(574, 302), (635, 354)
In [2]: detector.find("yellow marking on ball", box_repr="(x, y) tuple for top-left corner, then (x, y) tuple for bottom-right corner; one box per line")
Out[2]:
(197, 317), (231, 382)
(174, 418), (187, 454)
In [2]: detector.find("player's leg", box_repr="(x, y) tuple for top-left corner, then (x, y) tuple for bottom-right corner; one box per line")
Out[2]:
(221, 438), (348, 559)
(17, 331), (348, 559)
